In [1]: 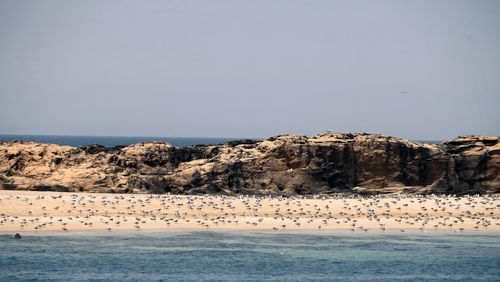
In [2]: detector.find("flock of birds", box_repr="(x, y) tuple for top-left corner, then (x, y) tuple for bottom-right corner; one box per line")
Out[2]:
(0, 192), (499, 233)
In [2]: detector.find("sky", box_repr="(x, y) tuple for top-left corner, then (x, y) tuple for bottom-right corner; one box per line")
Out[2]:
(0, 0), (499, 140)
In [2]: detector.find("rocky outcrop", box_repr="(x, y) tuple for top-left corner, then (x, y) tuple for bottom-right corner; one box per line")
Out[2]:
(0, 134), (498, 195)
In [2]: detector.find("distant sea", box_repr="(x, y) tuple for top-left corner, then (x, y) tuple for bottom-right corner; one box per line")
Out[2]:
(0, 232), (499, 281)
(0, 134), (441, 148)
(0, 135), (240, 148)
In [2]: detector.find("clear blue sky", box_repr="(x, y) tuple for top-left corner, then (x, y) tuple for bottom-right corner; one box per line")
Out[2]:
(1, 0), (499, 139)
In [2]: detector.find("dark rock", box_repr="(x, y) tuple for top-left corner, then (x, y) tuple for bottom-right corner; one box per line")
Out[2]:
(0, 134), (498, 195)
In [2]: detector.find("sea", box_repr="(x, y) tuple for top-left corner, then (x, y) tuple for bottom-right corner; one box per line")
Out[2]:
(0, 232), (499, 281)
(0, 134), (441, 148)
(0, 135), (241, 147)
(2, 135), (478, 281)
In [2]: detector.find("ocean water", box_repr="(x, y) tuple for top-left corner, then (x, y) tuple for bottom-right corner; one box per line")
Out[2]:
(0, 232), (499, 281)
(0, 134), (441, 148)
(0, 135), (240, 148)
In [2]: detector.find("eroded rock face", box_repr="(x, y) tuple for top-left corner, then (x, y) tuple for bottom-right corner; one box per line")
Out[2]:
(0, 134), (498, 195)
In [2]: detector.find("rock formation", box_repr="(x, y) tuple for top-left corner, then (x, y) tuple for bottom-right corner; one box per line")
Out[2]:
(0, 134), (498, 195)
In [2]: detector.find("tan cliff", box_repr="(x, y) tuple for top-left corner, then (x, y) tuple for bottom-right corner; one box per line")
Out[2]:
(0, 134), (498, 195)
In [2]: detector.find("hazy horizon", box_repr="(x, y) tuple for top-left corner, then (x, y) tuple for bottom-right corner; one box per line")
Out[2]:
(1, 0), (499, 140)
(0, 132), (449, 142)
(0, 132), (467, 141)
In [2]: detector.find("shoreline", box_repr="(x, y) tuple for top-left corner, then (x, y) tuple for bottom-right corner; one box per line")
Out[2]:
(1, 190), (499, 235)
(2, 227), (500, 237)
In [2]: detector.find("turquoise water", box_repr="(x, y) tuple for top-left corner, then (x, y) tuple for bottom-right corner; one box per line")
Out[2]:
(0, 134), (440, 148)
(0, 232), (499, 281)
(0, 135), (239, 147)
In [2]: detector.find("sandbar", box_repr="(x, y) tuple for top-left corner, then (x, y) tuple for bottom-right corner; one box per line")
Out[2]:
(1, 190), (498, 234)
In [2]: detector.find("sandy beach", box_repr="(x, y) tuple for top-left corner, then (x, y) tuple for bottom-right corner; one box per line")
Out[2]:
(1, 190), (499, 234)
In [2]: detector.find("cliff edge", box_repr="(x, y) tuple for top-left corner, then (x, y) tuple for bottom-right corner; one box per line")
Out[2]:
(0, 134), (498, 195)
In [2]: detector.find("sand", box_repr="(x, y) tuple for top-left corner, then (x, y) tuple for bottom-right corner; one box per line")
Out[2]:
(0, 190), (499, 234)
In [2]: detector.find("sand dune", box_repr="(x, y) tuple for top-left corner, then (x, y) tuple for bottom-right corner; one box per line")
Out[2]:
(0, 190), (498, 233)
